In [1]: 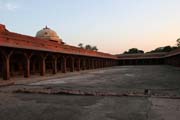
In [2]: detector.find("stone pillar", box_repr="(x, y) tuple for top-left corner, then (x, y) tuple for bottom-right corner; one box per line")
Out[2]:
(1, 49), (13, 80)
(83, 59), (86, 70)
(106, 60), (108, 67)
(94, 60), (96, 68)
(77, 58), (81, 71)
(88, 59), (91, 69)
(91, 59), (94, 69)
(32, 61), (36, 74)
(101, 60), (103, 68)
(96, 60), (99, 68)
(52, 57), (57, 74)
(24, 57), (30, 78)
(2, 56), (10, 80)
(70, 57), (74, 72)
(24, 52), (32, 78)
(98, 60), (100, 68)
(99, 60), (101, 68)
(61, 56), (67, 73)
(40, 57), (46, 76)
(103, 60), (105, 67)
(86, 59), (89, 69)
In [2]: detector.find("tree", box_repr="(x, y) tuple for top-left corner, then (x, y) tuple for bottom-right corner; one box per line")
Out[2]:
(177, 38), (180, 47)
(78, 43), (98, 51)
(149, 46), (177, 53)
(78, 43), (83, 48)
(163, 46), (173, 52)
(123, 48), (144, 54)
(85, 45), (92, 50)
(92, 46), (98, 51)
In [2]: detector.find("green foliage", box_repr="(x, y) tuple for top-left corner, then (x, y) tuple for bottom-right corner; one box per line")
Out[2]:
(85, 45), (92, 50)
(177, 38), (180, 47)
(78, 43), (83, 48)
(148, 46), (178, 53)
(123, 48), (144, 54)
(78, 43), (98, 51)
(122, 38), (179, 54)
(91, 46), (98, 51)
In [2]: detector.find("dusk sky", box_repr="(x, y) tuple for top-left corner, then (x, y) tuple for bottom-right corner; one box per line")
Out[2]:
(0, 0), (180, 54)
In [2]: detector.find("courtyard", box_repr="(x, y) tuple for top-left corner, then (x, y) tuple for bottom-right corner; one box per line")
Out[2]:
(0, 65), (180, 120)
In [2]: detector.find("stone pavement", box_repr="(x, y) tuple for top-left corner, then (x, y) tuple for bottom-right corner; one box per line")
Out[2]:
(0, 65), (180, 120)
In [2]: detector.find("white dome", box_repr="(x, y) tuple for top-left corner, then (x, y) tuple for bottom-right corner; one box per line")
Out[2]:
(36, 26), (62, 43)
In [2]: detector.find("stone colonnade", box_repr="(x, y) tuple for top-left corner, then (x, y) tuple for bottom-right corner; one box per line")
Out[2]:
(0, 48), (118, 80)
(119, 58), (164, 65)
(165, 54), (180, 67)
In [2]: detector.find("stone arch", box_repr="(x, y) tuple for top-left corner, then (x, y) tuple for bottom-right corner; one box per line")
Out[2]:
(45, 55), (54, 74)
(74, 57), (80, 71)
(66, 56), (74, 72)
(57, 55), (62, 72)
(10, 51), (26, 78)
(30, 54), (41, 75)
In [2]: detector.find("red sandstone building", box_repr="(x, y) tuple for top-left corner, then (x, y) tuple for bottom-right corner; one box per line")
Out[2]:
(0, 24), (180, 80)
(0, 24), (118, 80)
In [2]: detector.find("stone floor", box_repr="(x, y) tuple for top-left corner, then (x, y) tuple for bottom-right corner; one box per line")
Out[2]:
(0, 65), (180, 120)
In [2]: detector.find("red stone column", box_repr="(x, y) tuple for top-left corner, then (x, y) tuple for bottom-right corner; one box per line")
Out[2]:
(86, 59), (89, 69)
(2, 56), (10, 80)
(103, 60), (105, 67)
(101, 60), (103, 67)
(91, 59), (94, 69)
(88, 58), (92, 69)
(96, 60), (98, 68)
(97, 60), (99, 68)
(1, 49), (13, 80)
(24, 52), (32, 78)
(97, 60), (100, 68)
(52, 57), (57, 74)
(94, 60), (96, 69)
(61, 56), (67, 73)
(40, 57), (46, 76)
(98, 59), (101, 68)
(111, 60), (113, 67)
(24, 57), (30, 78)
(70, 57), (74, 72)
(83, 58), (86, 70)
(77, 58), (81, 71)
(108, 60), (109, 67)
(32, 61), (36, 74)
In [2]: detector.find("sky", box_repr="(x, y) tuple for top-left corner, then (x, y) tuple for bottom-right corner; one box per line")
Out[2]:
(0, 0), (180, 54)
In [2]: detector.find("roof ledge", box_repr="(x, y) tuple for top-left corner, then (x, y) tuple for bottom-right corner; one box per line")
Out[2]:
(0, 24), (8, 32)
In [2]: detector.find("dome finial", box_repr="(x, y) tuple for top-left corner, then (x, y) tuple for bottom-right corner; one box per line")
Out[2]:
(45, 25), (48, 29)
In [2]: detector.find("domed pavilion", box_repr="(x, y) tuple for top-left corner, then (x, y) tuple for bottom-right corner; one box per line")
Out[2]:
(36, 26), (63, 44)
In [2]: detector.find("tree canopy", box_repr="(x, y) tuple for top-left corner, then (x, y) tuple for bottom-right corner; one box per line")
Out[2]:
(123, 48), (144, 54)
(78, 43), (98, 51)
(177, 38), (180, 47)
(148, 46), (177, 53)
